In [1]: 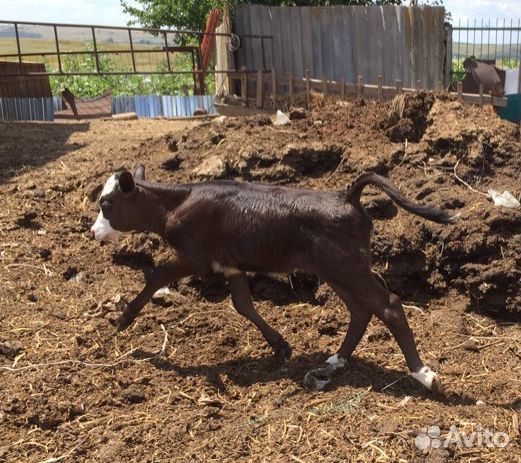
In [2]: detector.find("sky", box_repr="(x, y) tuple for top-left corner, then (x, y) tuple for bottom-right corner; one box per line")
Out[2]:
(1, 0), (520, 26)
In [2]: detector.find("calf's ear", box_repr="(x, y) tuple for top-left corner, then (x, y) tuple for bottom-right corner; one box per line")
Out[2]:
(133, 164), (145, 180)
(118, 170), (135, 193)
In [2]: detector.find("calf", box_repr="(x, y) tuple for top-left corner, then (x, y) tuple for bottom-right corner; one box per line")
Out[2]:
(91, 166), (457, 392)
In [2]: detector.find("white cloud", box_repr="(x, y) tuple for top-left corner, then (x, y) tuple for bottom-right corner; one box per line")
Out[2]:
(443, 0), (521, 22)
(2, 0), (520, 27)
(1, 0), (137, 26)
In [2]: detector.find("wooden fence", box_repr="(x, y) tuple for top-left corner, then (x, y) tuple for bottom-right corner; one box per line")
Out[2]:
(226, 68), (508, 109)
(0, 62), (52, 98)
(233, 5), (447, 90)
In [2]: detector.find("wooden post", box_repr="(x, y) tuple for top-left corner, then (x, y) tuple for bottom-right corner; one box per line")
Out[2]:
(444, 22), (452, 88)
(395, 79), (402, 95)
(288, 73), (293, 107)
(214, 4), (233, 96)
(341, 78), (346, 99)
(305, 69), (310, 108)
(457, 81), (463, 100)
(240, 66), (247, 106)
(415, 80), (422, 91)
(256, 68), (263, 108)
(357, 75), (363, 99)
(271, 66), (277, 109)
(377, 75), (383, 102)
(518, 44), (521, 130)
(479, 83), (484, 106)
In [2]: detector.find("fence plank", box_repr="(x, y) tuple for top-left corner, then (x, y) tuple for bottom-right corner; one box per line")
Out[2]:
(300, 7), (314, 77)
(259, 6), (274, 72)
(305, 69), (311, 108)
(240, 67), (248, 105)
(288, 73), (294, 106)
(289, 7), (304, 77)
(272, 67), (277, 109)
(256, 68), (263, 108)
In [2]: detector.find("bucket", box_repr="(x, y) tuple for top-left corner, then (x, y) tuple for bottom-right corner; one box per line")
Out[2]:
(498, 93), (521, 123)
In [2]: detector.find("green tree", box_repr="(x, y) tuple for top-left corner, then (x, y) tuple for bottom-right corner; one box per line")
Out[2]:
(121, 0), (402, 33)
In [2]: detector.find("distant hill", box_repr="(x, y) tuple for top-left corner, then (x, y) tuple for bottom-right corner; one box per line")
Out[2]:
(0, 26), (41, 39)
(0, 23), (164, 45)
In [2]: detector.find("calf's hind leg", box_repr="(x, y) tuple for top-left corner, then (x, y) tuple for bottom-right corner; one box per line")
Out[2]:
(372, 286), (443, 393)
(227, 272), (292, 364)
(346, 275), (442, 393)
(306, 271), (442, 393)
(303, 284), (372, 390)
(328, 284), (372, 364)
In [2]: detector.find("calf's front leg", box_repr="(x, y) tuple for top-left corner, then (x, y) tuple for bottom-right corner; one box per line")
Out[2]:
(116, 259), (193, 331)
(227, 272), (292, 364)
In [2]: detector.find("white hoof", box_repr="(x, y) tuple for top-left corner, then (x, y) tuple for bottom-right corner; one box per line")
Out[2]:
(411, 366), (440, 391)
(303, 354), (347, 390)
(303, 371), (330, 390)
(326, 353), (347, 369)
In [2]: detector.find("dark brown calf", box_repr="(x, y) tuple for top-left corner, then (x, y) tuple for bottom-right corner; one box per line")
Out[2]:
(91, 166), (457, 392)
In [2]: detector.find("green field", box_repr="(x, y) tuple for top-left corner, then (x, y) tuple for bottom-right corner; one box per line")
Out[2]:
(0, 36), (213, 98)
(452, 42), (520, 65)
(0, 38), (177, 72)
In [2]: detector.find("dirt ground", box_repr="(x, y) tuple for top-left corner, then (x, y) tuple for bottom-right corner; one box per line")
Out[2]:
(0, 94), (520, 462)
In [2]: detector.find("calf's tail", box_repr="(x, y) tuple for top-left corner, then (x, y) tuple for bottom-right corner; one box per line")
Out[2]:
(346, 172), (459, 224)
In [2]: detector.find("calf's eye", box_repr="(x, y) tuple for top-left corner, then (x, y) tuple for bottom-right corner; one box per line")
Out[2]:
(101, 200), (112, 212)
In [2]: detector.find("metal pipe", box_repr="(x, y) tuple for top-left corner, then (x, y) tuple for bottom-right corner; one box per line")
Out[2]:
(54, 25), (62, 73)
(0, 48), (204, 59)
(14, 23), (23, 75)
(0, 18), (247, 37)
(163, 32), (171, 71)
(0, 69), (260, 77)
(128, 29), (137, 72)
(91, 27), (100, 73)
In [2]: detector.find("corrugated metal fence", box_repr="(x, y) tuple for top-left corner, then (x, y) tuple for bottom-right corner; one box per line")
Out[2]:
(113, 95), (216, 118)
(0, 94), (217, 121)
(234, 5), (446, 89)
(0, 97), (55, 121)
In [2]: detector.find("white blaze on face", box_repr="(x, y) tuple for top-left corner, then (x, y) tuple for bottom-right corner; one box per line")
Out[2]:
(100, 173), (117, 197)
(91, 174), (122, 242)
(91, 211), (121, 242)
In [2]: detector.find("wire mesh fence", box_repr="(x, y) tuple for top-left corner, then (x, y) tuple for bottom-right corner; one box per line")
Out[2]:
(451, 19), (521, 83)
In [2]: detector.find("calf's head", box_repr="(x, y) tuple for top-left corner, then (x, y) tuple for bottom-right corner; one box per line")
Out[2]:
(91, 165), (145, 241)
